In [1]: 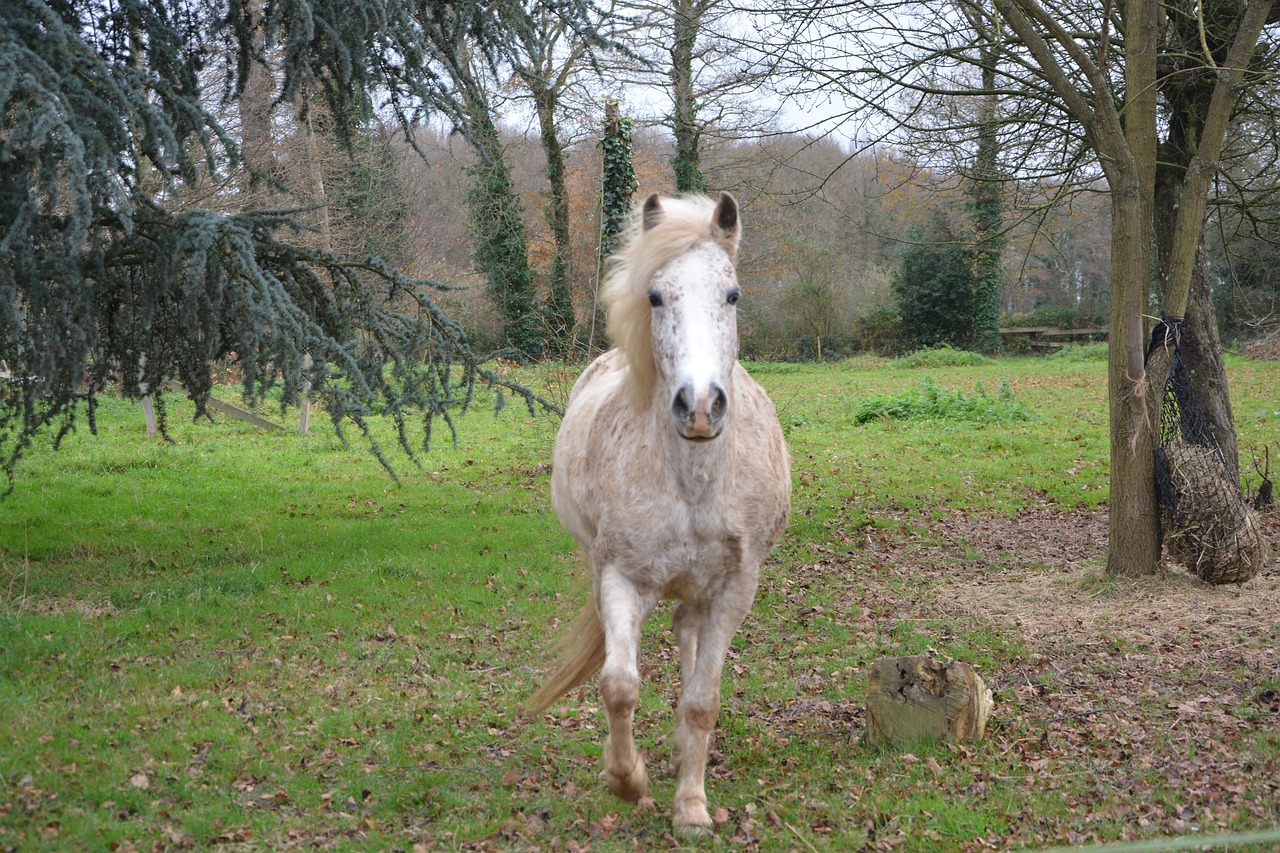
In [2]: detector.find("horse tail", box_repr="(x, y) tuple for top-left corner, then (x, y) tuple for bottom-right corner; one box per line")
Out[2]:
(526, 598), (605, 714)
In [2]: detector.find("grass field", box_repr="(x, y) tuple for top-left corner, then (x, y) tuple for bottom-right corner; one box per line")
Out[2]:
(2, 352), (1278, 851)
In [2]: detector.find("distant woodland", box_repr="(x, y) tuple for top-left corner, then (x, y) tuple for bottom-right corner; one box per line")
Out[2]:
(276, 109), (1280, 361)
(307, 120), (1122, 359)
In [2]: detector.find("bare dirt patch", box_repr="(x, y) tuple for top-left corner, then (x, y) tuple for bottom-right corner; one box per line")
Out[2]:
(14, 595), (120, 619)
(920, 506), (1279, 655)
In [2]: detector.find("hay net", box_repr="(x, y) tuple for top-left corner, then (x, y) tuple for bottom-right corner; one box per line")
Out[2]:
(1149, 318), (1264, 584)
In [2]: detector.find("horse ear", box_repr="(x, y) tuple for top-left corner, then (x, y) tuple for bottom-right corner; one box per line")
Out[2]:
(642, 194), (663, 231)
(712, 192), (740, 251)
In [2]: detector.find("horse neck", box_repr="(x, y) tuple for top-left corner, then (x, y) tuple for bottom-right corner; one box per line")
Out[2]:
(649, 376), (736, 498)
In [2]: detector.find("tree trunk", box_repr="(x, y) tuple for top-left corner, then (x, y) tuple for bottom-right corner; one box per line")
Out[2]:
(1147, 0), (1272, 484)
(670, 0), (706, 193)
(988, 0), (1162, 573)
(532, 82), (575, 356)
(239, 0), (278, 193)
(970, 34), (1004, 355)
(1183, 254), (1239, 478)
(1106, 178), (1162, 576)
(986, 0), (1270, 575)
(1151, 198), (1240, 480)
(865, 656), (993, 746)
(1104, 0), (1162, 577)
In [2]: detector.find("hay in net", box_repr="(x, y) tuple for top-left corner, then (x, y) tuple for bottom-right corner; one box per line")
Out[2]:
(1159, 441), (1266, 584)
(1150, 319), (1265, 585)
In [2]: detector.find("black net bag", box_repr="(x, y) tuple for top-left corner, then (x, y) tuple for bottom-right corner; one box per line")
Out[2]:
(1149, 319), (1265, 584)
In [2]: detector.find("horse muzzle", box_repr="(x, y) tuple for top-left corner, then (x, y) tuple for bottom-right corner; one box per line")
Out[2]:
(671, 382), (728, 441)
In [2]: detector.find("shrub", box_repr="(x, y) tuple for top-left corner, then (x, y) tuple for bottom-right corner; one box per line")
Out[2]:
(849, 304), (904, 356)
(1243, 331), (1280, 361)
(853, 378), (1033, 424)
(894, 344), (996, 368)
(893, 218), (982, 351)
(740, 360), (806, 375)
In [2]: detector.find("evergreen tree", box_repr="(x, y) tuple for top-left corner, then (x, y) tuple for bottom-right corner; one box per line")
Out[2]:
(0, 0), (577, 491)
(892, 214), (981, 351)
(466, 113), (543, 359)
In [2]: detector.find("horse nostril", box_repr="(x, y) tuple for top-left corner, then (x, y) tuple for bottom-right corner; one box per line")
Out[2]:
(711, 384), (728, 420)
(672, 385), (693, 420)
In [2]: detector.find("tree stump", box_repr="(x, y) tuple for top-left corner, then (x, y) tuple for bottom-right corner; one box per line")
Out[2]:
(865, 655), (993, 746)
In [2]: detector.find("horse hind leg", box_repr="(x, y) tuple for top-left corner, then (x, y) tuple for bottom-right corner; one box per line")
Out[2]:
(597, 575), (652, 802)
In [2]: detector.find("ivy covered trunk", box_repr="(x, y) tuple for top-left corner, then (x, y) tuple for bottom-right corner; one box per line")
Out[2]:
(591, 100), (638, 354)
(465, 112), (542, 360)
(670, 0), (706, 194)
(600, 101), (638, 258)
(970, 50), (1004, 355)
(533, 81), (575, 357)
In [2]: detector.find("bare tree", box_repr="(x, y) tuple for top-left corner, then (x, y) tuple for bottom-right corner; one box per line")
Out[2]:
(486, 0), (626, 353)
(754, 0), (1278, 574)
(604, 0), (786, 192)
(1150, 0), (1280, 478)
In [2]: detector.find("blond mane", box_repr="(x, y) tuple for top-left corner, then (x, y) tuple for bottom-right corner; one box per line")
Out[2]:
(600, 194), (737, 404)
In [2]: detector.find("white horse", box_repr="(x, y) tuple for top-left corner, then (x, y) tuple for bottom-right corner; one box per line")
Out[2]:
(529, 192), (791, 832)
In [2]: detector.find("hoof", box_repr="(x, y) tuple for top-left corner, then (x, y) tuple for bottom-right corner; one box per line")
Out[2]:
(673, 802), (712, 835)
(673, 817), (714, 838)
(604, 756), (649, 802)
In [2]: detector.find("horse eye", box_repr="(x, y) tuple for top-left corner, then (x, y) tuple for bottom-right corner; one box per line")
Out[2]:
(727, 288), (741, 306)
(647, 289), (664, 308)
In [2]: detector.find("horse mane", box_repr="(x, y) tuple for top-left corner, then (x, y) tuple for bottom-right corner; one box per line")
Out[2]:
(600, 194), (739, 405)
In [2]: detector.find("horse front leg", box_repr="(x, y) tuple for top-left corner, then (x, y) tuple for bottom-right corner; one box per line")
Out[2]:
(596, 571), (653, 802)
(670, 589), (753, 832)
(670, 602), (700, 775)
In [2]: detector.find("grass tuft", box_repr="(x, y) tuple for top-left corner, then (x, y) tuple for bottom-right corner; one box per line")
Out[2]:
(853, 378), (1033, 424)
(894, 345), (996, 368)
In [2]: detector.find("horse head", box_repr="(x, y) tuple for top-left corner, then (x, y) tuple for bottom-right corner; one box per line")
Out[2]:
(640, 192), (741, 441)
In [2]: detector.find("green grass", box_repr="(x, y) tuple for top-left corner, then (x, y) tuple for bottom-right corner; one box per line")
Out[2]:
(1047, 342), (1110, 362)
(2, 355), (1278, 850)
